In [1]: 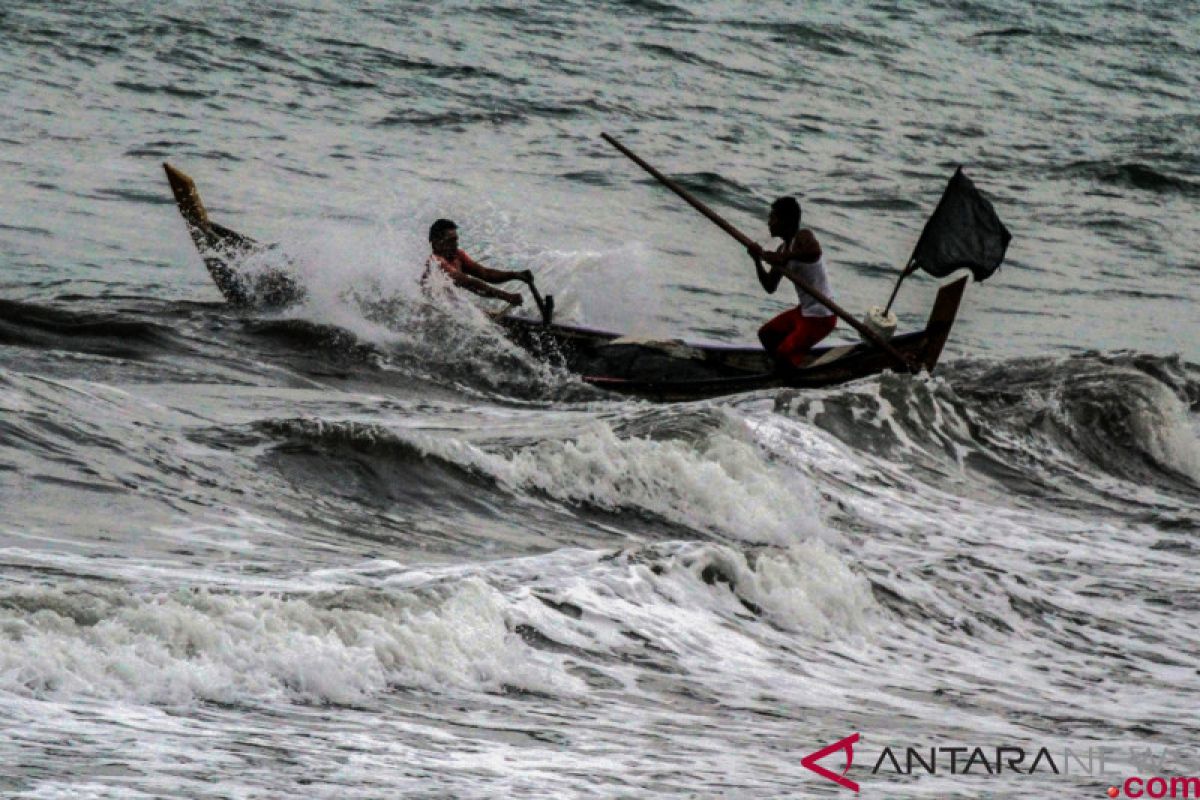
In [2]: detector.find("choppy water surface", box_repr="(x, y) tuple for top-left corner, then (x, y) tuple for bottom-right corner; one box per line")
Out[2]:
(2, 1), (1198, 797)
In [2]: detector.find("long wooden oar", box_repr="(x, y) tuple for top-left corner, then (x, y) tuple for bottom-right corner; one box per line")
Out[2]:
(600, 133), (916, 372)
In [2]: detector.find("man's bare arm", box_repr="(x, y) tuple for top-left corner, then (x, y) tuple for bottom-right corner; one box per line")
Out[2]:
(450, 272), (523, 304)
(748, 245), (783, 293)
(460, 253), (532, 286)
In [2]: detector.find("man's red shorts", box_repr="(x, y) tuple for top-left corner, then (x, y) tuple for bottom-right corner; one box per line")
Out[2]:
(758, 308), (837, 368)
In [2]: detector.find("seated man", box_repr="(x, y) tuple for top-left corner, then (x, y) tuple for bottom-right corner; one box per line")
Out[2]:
(746, 197), (836, 368)
(423, 218), (532, 306)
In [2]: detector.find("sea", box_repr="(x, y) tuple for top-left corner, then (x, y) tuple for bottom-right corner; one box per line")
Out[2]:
(2, 2), (1198, 798)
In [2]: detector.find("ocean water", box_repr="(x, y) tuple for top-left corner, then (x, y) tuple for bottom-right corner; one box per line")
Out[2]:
(2, 1), (1198, 798)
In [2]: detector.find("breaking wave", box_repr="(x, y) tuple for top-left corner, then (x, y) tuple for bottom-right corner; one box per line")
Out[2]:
(255, 406), (829, 546)
(777, 352), (1200, 502)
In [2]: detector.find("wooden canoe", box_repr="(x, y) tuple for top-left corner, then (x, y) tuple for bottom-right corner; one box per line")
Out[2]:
(164, 163), (967, 401)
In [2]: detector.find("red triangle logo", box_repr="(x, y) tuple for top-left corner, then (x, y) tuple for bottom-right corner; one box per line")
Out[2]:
(801, 733), (860, 792)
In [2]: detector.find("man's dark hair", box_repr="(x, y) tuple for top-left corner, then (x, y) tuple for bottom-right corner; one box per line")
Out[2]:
(771, 196), (801, 230)
(429, 218), (457, 243)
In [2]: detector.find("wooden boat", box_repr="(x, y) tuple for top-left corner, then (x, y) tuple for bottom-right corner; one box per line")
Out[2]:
(164, 163), (967, 402)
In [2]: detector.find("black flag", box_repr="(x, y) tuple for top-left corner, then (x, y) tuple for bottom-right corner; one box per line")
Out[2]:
(911, 167), (1011, 282)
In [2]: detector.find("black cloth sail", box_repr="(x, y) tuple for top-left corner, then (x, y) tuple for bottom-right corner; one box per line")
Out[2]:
(911, 166), (1011, 282)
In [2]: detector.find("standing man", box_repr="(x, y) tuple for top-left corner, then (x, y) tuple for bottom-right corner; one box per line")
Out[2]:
(423, 218), (533, 306)
(746, 197), (836, 368)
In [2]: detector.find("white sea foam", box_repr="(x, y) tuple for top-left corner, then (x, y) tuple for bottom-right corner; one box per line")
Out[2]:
(487, 539), (878, 722)
(0, 536), (874, 711)
(406, 411), (828, 545)
(734, 539), (878, 636)
(0, 579), (580, 707)
(1131, 381), (1200, 485)
(268, 223), (428, 347)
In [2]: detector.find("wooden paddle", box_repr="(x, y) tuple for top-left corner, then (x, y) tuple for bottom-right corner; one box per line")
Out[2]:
(600, 133), (916, 372)
(527, 278), (555, 326)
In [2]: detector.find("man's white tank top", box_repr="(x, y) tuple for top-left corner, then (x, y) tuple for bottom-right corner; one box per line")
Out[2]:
(783, 233), (834, 317)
